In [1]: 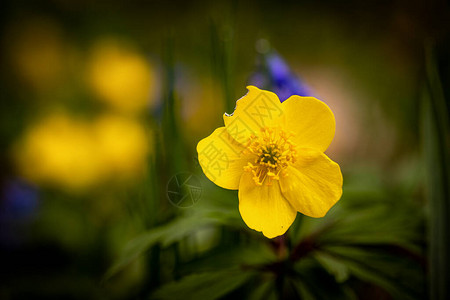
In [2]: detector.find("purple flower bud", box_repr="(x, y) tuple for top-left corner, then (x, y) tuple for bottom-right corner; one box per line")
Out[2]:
(1, 178), (38, 221)
(248, 50), (312, 102)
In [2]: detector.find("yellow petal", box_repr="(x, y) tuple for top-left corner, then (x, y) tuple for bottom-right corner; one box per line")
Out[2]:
(280, 149), (343, 218)
(197, 127), (251, 190)
(281, 95), (335, 152)
(238, 172), (297, 238)
(223, 86), (284, 145)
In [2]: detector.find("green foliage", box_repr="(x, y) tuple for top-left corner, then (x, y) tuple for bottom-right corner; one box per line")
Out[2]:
(104, 214), (222, 281)
(103, 167), (427, 299)
(151, 269), (256, 300)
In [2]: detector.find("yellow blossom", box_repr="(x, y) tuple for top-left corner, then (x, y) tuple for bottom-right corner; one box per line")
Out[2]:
(13, 113), (150, 192)
(93, 114), (150, 179)
(13, 114), (103, 190)
(197, 86), (343, 238)
(87, 39), (156, 114)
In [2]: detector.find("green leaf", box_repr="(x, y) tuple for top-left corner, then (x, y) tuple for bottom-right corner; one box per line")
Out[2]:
(104, 215), (220, 281)
(422, 45), (450, 300)
(103, 227), (166, 281)
(151, 269), (255, 300)
(178, 243), (276, 275)
(159, 216), (218, 247)
(289, 279), (316, 300)
(321, 245), (425, 299)
(247, 278), (277, 300)
(317, 203), (423, 253)
(314, 252), (350, 283)
(293, 256), (351, 300)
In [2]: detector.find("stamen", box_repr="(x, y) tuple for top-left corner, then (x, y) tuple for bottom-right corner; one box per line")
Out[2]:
(243, 126), (297, 186)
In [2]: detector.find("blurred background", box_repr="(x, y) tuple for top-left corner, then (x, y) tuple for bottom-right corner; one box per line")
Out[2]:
(0, 0), (449, 299)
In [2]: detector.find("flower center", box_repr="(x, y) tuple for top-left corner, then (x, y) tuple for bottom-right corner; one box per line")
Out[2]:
(243, 127), (297, 186)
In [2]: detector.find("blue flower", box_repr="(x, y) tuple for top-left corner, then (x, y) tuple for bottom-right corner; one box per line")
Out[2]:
(248, 51), (312, 102)
(1, 178), (38, 221)
(0, 178), (39, 247)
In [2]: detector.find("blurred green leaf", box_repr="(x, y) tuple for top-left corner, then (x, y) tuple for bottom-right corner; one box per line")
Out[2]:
(103, 226), (166, 281)
(318, 205), (423, 251)
(151, 269), (255, 300)
(294, 257), (351, 300)
(104, 215), (221, 281)
(247, 277), (277, 300)
(314, 252), (350, 283)
(210, 20), (236, 113)
(160, 216), (220, 247)
(320, 245), (425, 300)
(104, 178), (249, 282)
(422, 45), (450, 300)
(288, 278), (316, 300)
(179, 243), (276, 275)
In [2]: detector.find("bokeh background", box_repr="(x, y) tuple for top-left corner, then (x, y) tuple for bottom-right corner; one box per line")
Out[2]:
(1, 0), (449, 299)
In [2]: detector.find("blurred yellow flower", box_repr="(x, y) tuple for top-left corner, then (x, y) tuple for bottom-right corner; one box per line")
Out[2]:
(87, 39), (156, 114)
(14, 114), (102, 190)
(197, 86), (343, 238)
(14, 113), (150, 192)
(94, 114), (150, 179)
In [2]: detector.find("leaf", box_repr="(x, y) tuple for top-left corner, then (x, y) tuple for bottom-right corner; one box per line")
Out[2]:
(289, 279), (316, 300)
(159, 216), (218, 247)
(247, 278), (277, 300)
(103, 215), (220, 281)
(178, 243), (276, 275)
(422, 45), (450, 300)
(344, 261), (413, 300)
(316, 203), (423, 253)
(103, 227), (166, 281)
(314, 251), (350, 283)
(151, 269), (255, 300)
(321, 245), (425, 299)
(293, 256), (351, 300)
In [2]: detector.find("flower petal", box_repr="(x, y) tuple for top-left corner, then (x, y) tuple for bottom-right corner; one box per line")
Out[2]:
(280, 149), (343, 218)
(282, 95), (335, 152)
(238, 172), (297, 238)
(223, 86), (284, 145)
(197, 127), (251, 190)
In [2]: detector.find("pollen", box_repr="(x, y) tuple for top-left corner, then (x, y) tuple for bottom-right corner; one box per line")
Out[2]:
(243, 127), (297, 186)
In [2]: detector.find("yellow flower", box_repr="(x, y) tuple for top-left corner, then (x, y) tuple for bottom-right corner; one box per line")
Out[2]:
(13, 114), (104, 191)
(197, 86), (343, 238)
(93, 114), (150, 179)
(87, 39), (156, 114)
(13, 113), (151, 192)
